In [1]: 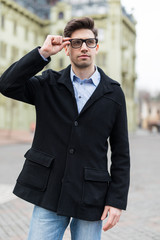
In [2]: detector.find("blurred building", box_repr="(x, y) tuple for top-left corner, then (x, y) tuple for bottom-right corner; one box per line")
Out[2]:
(0, 0), (137, 131)
(139, 91), (160, 132)
(12, 0), (59, 19)
(0, 0), (50, 130)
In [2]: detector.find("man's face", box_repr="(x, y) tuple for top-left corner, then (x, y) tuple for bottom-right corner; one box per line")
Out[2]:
(65, 29), (99, 69)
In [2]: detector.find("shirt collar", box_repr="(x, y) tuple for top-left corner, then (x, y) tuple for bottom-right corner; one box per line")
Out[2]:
(70, 66), (100, 87)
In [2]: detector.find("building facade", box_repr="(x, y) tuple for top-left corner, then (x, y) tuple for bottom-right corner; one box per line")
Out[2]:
(0, 0), (137, 131)
(0, 0), (50, 130)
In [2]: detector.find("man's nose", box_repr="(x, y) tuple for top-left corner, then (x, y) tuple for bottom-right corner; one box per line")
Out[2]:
(81, 42), (88, 50)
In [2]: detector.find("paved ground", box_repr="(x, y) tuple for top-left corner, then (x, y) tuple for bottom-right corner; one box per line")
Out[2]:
(0, 130), (33, 146)
(0, 129), (160, 239)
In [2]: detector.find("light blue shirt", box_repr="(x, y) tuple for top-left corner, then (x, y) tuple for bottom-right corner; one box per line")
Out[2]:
(70, 67), (101, 113)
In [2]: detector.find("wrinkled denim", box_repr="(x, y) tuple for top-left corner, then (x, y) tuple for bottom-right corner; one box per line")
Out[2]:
(27, 205), (102, 240)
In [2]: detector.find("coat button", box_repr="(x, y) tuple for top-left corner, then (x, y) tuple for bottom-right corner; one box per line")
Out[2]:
(74, 121), (78, 126)
(69, 148), (75, 154)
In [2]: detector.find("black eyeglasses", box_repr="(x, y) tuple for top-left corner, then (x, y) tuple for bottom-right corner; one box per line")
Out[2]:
(69, 38), (98, 49)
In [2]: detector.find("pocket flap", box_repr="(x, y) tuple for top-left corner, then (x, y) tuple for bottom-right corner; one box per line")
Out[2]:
(24, 148), (55, 167)
(84, 168), (111, 182)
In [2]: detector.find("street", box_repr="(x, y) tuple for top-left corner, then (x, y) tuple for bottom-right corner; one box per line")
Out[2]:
(0, 130), (160, 240)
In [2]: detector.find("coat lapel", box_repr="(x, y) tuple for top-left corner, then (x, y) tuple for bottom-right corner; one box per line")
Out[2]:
(57, 65), (75, 97)
(57, 65), (79, 116)
(79, 67), (114, 116)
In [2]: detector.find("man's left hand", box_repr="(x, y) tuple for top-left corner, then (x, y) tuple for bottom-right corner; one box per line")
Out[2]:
(101, 206), (122, 231)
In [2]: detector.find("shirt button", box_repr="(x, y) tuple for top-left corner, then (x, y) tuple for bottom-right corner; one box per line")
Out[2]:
(69, 148), (75, 154)
(74, 121), (78, 126)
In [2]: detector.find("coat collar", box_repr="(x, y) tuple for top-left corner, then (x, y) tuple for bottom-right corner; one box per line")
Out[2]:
(57, 65), (118, 116)
(57, 65), (75, 96)
(80, 67), (114, 115)
(70, 66), (100, 87)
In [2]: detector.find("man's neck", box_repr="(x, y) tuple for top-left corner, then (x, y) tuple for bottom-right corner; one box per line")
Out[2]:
(71, 65), (96, 80)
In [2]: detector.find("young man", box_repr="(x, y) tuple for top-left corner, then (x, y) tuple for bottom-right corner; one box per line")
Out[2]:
(0, 17), (130, 240)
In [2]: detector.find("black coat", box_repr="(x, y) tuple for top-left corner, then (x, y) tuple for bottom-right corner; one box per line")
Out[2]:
(0, 48), (130, 221)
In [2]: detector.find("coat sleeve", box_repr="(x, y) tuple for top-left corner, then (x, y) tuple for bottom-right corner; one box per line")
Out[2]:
(0, 47), (50, 105)
(105, 87), (130, 210)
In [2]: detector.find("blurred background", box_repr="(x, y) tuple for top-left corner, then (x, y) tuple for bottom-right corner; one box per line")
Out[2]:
(0, 0), (160, 138)
(0, 1), (160, 239)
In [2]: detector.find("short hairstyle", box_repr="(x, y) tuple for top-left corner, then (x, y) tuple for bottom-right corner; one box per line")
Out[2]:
(64, 17), (98, 38)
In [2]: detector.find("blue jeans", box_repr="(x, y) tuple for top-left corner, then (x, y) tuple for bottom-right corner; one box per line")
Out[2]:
(27, 206), (102, 240)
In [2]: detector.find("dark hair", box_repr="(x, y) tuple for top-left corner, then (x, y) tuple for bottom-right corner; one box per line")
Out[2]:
(64, 17), (98, 38)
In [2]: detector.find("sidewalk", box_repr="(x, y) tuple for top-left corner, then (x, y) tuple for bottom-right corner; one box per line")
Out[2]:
(0, 129), (33, 146)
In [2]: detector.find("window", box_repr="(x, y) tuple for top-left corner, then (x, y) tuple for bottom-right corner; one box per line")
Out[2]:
(0, 41), (7, 58)
(58, 12), (64, 19)
(1, 15), (5, 29)
(13, 21), (17, 35)
(24, 26), (29, 41)
(11, 46), (19, 62)
(59, 58), (64, 68)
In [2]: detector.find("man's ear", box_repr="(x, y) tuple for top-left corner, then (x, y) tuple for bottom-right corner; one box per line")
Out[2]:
(64, 45), (70, 56)
(95, 43), (99, 54)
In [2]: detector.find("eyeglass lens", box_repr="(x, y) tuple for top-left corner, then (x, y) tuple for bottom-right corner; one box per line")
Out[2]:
(70, 39), (97, 48)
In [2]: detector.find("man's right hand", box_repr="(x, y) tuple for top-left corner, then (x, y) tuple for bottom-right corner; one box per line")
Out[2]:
(39, 35), (71, 59)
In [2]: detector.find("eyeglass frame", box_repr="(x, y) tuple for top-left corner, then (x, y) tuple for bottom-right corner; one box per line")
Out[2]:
(69, 38), (98, 49)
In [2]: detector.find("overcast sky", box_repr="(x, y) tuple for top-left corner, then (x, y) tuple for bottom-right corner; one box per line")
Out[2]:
(121, 0), (160, 95)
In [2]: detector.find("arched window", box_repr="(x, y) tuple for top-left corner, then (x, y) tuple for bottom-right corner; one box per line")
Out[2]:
(58, 12), (64, 19)
(1, 15), (5, 29)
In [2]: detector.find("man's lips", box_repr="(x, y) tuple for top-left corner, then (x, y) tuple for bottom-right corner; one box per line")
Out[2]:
(78, 55), (90, 59)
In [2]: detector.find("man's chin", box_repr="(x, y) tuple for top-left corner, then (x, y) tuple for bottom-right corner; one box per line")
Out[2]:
(74, 62), (91, 69)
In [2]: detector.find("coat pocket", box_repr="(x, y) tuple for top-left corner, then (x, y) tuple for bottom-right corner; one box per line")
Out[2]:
(82, 168), (111, 207)
(17, 148), (55, 191)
